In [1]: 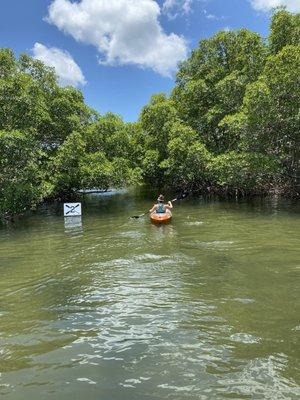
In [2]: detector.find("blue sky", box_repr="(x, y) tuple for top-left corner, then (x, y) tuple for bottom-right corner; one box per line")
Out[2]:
(0, 0), (297, 121)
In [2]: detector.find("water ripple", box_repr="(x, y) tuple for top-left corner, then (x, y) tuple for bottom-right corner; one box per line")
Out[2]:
(0, 197), (299, 399)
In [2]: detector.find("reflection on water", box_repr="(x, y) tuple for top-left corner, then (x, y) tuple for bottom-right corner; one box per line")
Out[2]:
(0, 193), (299, 400)
(64, 216), (83, 232)
(149, 222), (177, 239)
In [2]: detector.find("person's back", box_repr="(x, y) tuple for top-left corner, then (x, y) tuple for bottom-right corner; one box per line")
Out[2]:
(149, 194), (173, 215)
(156, 202), (166, 213)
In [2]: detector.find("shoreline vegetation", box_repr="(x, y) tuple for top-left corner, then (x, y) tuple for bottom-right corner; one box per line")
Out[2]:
(0, 8), (299, 220)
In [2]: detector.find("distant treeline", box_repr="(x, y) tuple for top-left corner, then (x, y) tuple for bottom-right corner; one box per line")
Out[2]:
(0, 8), (299, 217)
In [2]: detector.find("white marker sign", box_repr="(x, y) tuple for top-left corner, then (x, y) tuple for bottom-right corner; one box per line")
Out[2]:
(64, 203), (82, 217)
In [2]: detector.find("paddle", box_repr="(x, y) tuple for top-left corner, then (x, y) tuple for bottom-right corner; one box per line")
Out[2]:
(130, 191), (189, 219)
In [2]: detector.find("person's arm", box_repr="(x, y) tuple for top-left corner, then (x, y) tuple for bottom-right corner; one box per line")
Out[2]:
(149, 204), (157, 213)
(166, 201), (173, 210)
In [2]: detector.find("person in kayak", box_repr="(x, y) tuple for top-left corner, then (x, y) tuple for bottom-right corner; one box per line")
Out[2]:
(149, 194), (173, 214)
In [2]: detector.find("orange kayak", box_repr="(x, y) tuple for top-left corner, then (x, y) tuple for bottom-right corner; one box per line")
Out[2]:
(150, 212), (172, 223)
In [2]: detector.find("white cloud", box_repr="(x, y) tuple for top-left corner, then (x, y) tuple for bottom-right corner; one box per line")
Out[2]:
(203, 10), (226, 21)
(46, 0), (188, 77)
(162, 0), (193, 19)
(206, 13), (218, 20)
(32, 43), (86, 87)
(250, 0), (300, 12)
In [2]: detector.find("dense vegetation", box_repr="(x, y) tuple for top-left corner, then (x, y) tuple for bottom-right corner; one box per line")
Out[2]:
(0, 52), (141, 216)
(138, 8), (300, 195)
(0, 9), (299, 217)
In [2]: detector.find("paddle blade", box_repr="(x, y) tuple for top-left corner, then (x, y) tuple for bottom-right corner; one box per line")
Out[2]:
(172, 191), (189, 202)
(180, 191), (189, 199)
(130, 213), (146, 219)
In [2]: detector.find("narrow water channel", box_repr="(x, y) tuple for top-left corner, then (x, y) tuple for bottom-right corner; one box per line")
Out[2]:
(0, 192), (299, 399)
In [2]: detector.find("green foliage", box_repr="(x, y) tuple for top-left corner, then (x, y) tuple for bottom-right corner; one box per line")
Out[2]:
(18, 53), (57, 90)
(51, 131), (86, 194)
(0, 49), (16, 79)
(52, 128), (139, 195)
(0, 63), (49, 133)
(218, 112), (247, 151)
(176, 29), (266, 85)
(0, 130), (51, 215)
(81, 152), (113, 190)
(209, 152), (280, 193)
(1, 8), (299, 216)
(141, 149), (162, 186)
(172, 79), (211, 133)
(84, 113), (138, 165)
(80, 152), (139, 191)
(139, 94), (178, 159)
(241, 45), (300, 179)
(269, 8), (300, 54)
(172, 29), (267, 153)
(0, 49), (92, 150)
(44, 86), (92, 148)
(110, 158), (141, 187)
(163, 122), (211, 187)
(139, 8), (299, 195)
(0, 51), (141, 216)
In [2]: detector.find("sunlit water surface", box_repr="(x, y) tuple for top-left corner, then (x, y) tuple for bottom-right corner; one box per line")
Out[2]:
(0, 192), (299, 399)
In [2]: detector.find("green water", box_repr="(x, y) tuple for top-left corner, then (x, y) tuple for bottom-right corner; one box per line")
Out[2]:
(0, 192), (299, 400)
